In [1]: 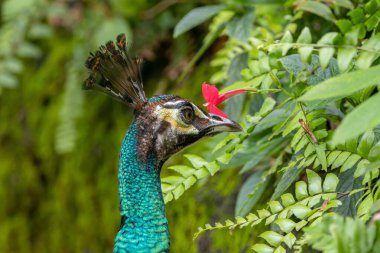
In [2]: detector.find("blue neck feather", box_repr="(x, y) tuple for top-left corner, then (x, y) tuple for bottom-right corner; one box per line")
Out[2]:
(113, 122), (169, 253)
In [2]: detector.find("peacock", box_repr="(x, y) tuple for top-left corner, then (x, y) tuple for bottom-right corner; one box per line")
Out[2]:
(83, 34), (242, 253)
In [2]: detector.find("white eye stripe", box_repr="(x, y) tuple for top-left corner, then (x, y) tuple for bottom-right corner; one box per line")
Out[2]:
(161, 100), (208, 119)
(162, 100), (188, 107)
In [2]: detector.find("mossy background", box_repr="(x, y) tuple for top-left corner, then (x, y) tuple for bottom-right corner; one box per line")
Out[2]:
(0, 0), (254, 252)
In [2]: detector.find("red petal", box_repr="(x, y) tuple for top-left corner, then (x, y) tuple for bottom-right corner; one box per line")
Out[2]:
(207, 104), (229, 118)
(217, 89), (248, 105)
(202, 82), (219, 104)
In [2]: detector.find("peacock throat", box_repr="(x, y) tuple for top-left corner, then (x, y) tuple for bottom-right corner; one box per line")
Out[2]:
(114, 122), (169, 253)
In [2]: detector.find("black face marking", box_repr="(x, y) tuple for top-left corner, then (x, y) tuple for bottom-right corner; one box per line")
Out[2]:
(157, 120), (171, 135)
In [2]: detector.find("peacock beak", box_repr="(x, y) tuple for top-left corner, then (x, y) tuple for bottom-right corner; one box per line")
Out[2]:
(200, 113), (243, 136)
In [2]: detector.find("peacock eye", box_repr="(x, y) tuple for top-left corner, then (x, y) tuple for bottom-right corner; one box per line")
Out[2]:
(180, 107), (194, 124)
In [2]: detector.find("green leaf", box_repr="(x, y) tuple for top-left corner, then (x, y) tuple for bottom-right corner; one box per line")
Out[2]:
(168, 165), (195, 177)
(279, 54), (309, 76)
(296, 27), (313, 62)
(307, 169), (322, 195)
(227, 10), (255, 42)
(274, 246), (286, 253)
(274, 218), (295, 233)
(323, 173), (339, 192)
(295, 220), (308, 230)
(340, 154), (361, 172)
(164, 193), (173, 203)
(353, 159), (370, 178)
(365, 0), (380, 15)
(161, 183), (175, 193)
(235, 171), (269, 216)
(357, 131), (375, 158)
(316, 143), (327, 171)
(252, 244), (274, 253)
(331, 151), (351, 170)
(337, 47), (355, 71)
(318, 33), (338, 69)
(297, 1), (335, 22)
(368, 141), (380, 161)
(295, 181), (309, 200)
(333, 93), (380, 145)
(365, 10), (380, 31)
(281, 193), (295, 207)
(173, 5), (226, 38)
(246, 213), (259, 222)
(225, 219), (235, 226)
(268, 201), (283, 213)
(161, 175), (183, 184)
(184, 154), (208, 168)
(334, 167), (364, 217)
(308, 195), (322, 207)
(345, 137), (358, 153)
(271, 162), (305, 200)
(258, 97), (277, 116)
(235, 216), (247, 224)
(282, 233), (296, 248)
(348, 8), (365, 24)
(299, 65), (380, 101)
(334, 0), (354, 9)
(336, 19), (352, 33)
(290, 204), (312, 219)
(173, 184), (185, 199)
(304, 143), (316, 158)
(217, 152), (233, 164)
(356, 33), (380, 69)
(258, 209), (271, 219)
(327, 151), (342, 167)
(280, 31), (294, 56)
(183, 176), (197, 190)
(259, 231), (283, 247)
(357, 193), (373, 221)
(205, 161), (220, 176)
(194, 167), (209, 179)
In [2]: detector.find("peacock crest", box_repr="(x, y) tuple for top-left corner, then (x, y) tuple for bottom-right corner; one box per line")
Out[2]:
(84, 34), (147, 111)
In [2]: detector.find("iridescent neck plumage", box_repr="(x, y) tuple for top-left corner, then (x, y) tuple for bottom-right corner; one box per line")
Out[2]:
(113, 122), (169, 253)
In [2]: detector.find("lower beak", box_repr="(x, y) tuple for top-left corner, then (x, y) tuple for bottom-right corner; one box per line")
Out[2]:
(202, 113), (243, 136)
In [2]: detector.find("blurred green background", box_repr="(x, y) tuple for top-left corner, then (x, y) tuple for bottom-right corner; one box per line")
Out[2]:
(0, 0), (251, 252)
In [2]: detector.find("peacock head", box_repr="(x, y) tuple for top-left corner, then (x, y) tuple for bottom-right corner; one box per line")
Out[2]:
(84, 34), (242, 162)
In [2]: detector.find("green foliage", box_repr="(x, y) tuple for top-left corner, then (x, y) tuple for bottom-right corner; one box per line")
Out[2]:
(3, 0), (380, 252)
(164, 0), (380, 251)
(194, 170), (341, 252)
(173, 4), (226, 38)
(304, 213), (380, 253)
(0, 0), (50, 91)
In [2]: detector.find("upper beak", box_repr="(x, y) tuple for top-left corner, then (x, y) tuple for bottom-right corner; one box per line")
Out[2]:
(202, 113), (243, 136)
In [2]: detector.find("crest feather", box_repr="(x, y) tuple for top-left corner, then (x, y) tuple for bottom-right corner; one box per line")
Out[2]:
(84, 34), (147, 110)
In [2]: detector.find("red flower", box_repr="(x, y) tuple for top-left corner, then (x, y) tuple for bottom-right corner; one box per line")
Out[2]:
(202, 82), (250, 118)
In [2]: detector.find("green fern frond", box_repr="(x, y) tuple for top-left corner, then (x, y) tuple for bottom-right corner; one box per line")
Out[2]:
(194, 170), (341, 252)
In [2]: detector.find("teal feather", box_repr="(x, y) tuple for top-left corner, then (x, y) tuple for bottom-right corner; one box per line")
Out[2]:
(113, 122), (170, 253)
